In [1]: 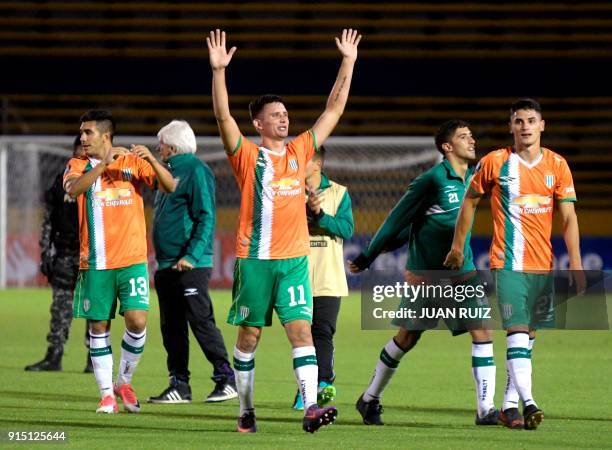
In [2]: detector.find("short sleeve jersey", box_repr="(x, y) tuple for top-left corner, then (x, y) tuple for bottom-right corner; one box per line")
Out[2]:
(469, 146), (576, 271)
(63, 154), (156, 270)
(227, 130), (317, 259)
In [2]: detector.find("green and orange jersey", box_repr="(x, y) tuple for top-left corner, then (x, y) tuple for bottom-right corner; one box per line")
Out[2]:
(227, 130), (317, 259)
(63, 154), (156, 270)
(469, 146), (577, 271)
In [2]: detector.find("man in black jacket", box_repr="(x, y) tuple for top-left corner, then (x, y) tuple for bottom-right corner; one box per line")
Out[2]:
(25, 136), (92, 373)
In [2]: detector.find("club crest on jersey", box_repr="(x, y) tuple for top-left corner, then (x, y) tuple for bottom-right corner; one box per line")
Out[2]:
(240, 306), (250, 319)
(545, 174), (555, 189)
(122, 168), (133, 181)
(288, 158), (298, 171)
(501, 304), (512, 320)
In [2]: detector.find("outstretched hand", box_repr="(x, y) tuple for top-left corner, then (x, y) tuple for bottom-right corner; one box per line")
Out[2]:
(335, 28), (362, 61)
(206, 29), (237, 70)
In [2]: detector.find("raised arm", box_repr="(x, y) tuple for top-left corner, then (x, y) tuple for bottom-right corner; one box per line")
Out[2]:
(444, 191), (481, 270)
(206, 29), (241, 152)
(312, 29), (361, 146)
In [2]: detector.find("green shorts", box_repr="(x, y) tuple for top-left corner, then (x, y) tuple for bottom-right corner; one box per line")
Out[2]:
(391, 272), (491, 335)
(494, 269), (555, 329)
(228, 256), (312, 327)
(73, 263), (150, 320)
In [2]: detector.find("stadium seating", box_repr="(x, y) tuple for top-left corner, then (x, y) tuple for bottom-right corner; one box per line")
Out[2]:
(1, 1), (611, 207)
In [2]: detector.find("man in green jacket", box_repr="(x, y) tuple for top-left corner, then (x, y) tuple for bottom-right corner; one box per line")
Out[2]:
(148, 120), (236, 404)
(349, 120), (497, 427)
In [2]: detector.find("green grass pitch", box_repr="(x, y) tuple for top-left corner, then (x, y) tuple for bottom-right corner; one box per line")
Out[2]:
(1, 288), (611, 449)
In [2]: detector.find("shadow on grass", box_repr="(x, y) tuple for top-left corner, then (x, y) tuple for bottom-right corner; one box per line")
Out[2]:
(0, 389), (95, 403)
(392, 404), (473, 415)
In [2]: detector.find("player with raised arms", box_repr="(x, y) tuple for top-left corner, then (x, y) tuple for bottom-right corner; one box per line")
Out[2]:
(206, 28), (361, 433)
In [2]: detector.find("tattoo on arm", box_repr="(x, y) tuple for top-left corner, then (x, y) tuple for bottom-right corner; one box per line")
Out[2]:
(333, 76), (347, 103)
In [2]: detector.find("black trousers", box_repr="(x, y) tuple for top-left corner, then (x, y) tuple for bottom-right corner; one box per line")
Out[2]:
(154, 268), (233, 384)
(312, 296), (341, 384)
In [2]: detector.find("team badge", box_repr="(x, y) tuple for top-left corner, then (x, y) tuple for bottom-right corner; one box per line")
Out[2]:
(288, 158), (298, 171)
(122, 168), (133, 181)
(545, 174), (555, 189)
(83, 299), (90, 312)
(501, 304), (513, 320)
(240, 306), (250, 319)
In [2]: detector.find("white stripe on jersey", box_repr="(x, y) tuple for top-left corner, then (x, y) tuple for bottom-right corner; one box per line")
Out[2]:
(258, 151), (275, 259)
(425, 204), (460, 216)
(89, 160), (107, 269)
(508, 154), (524, 271)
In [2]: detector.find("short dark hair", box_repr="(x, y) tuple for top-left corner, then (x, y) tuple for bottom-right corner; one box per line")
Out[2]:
(434, 119), (470, 154)
(248, 94), (284, 121)
(510, 98), (542, 115)
(311, 145), (326, 164)
(79, 110), (115, 141)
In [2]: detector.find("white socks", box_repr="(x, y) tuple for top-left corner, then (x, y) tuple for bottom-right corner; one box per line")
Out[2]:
(503, 336), (535, 410)
(89, 331), (113, 399)
(471, 341), (496, 417)
(116, 329), (146, 387)
(292, 346), (318, 411)
(363, 338), (406, 402)
(506, 332), (537, 409)
(89, 328), (146, 398)
(233, 346), (255, 415)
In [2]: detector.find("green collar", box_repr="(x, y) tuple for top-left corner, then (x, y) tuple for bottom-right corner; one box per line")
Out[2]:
(167, 153), (194, 168)
(319, 172), (332, 190)
(442, 158), (472, 182)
